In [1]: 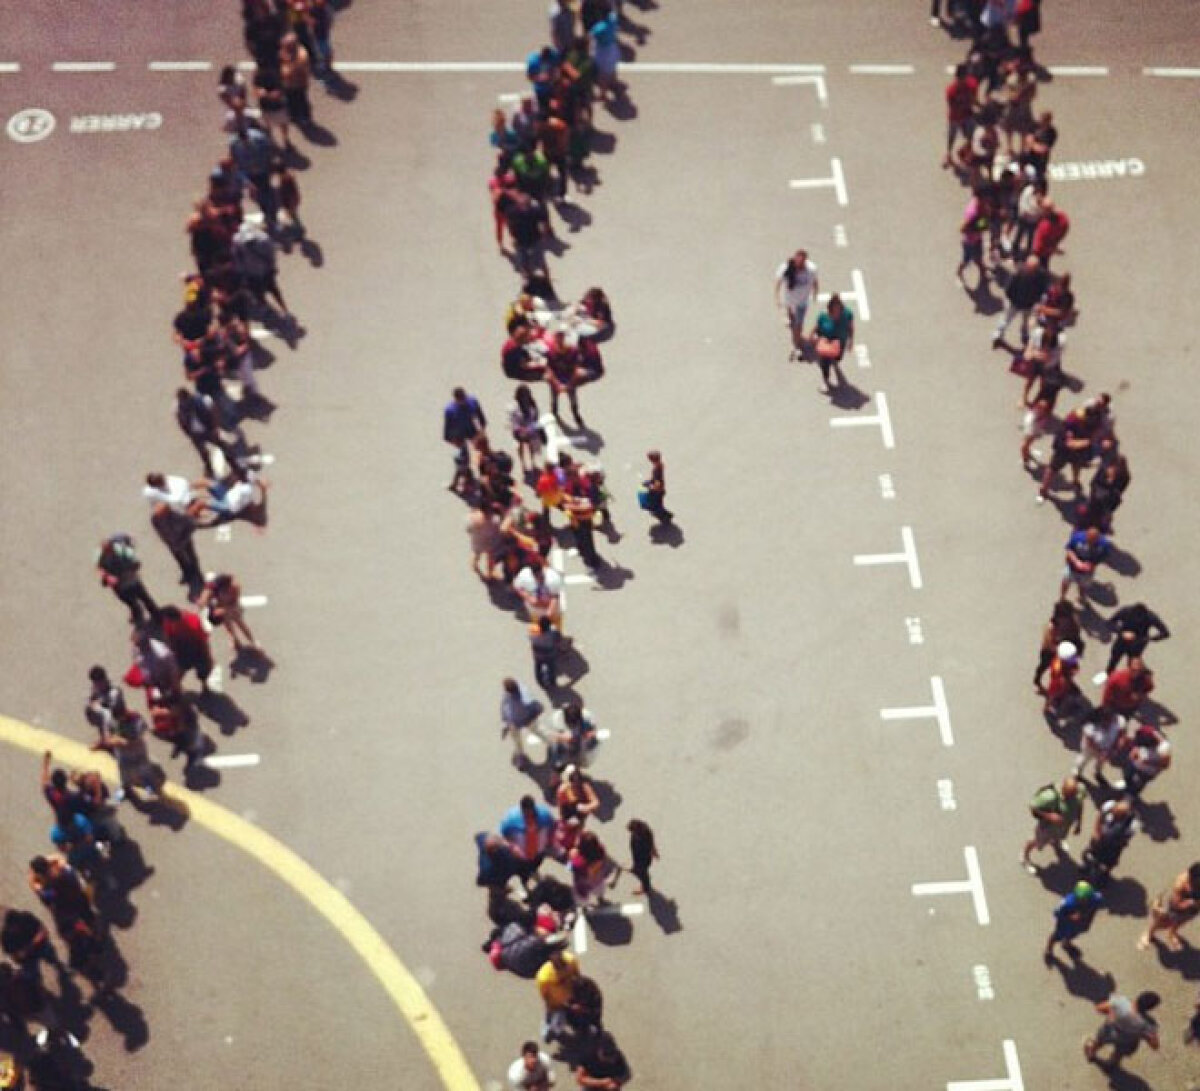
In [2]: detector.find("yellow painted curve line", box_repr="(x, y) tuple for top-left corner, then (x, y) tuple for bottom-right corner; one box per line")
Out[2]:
(0, 714), (481, 1091)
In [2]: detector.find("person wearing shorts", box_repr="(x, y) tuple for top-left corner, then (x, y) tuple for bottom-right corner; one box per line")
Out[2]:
(810, 294), (854, 393)
(774, 250), (819, 359)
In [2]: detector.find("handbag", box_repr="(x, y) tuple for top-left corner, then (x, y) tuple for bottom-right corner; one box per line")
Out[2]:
(636, 488), (652, 511)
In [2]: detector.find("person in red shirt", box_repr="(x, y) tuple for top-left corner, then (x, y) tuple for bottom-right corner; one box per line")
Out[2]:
(943, 64), (980, 168)
(1101, 660), (1154, 717)
(159, 605), (215, 692)
(1032, 202), (1070, 268)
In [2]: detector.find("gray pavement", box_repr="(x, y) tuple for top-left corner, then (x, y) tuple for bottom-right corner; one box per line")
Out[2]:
(2, 2), (1200, 1089)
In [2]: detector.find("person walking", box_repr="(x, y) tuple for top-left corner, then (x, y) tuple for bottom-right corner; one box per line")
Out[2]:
(1074, 707), (1125, 785)
(1022, 776), (1083, 872)
(530, 616), (563, 691)
(1031, 200), (1070, 268)
(96, 534), (159, 626)
(198, 572), (259, 653)
(992, 255), (1049, 348)
(1080, 799), (1138, 887)
(92, 708), (162, 803)
(501, 795), (556, 882)
(640, 450), (673, 525)
(150, 502), (205, 595)
(942, 65), (979, 167)
(1083, 992), (1160, 1070)
(1139, 864), (1200, 952)
(443, 387), (488, 456)
(159, 606), (215, 692)
(1096, 602), (1170, 684)
(1045, 880), (1103, 964)
(774, 250), (819, 360)
(501, 678), (546, 766)
(508, 1039), (556, 1090)
(627, 818), (659, 895)
(175, 387), (231, 476)
(514, 556), (565, 629)
(810, 294), (855, 392)
(279, 32), (313, 127)
(229, 121), (279, 230)
(1059, 526), (1110, 606)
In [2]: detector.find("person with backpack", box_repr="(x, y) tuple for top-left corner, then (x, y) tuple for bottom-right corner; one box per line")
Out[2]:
(1080, 799), (1138, 887)
(1022, 775), (1083, 873)
(95, 534), (159, 627)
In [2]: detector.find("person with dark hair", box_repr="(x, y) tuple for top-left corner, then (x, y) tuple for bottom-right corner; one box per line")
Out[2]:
(530, 616), (562, 691)
(1033, 600), (1082, 695)
(774, 249), (819, 359)
(810, 294), (855, 393)
(1084, 991), (1160, 1069)
(641, 450), (673, 525)
(96, 534), (159, 627)
(575, 1030), (631, 1089)
(1044, 880), (1103, 964)
(501, 795), (556, 882)
(1080, 799), (1138, 887)
(942, 64), (979, 167)
(1097, 603), (1169, 682)
(159, 606), (215, 692)
(1023, 776), (1083, 873)
(501, 678), (546, 765)
(85, 666), (127, 741)
(507, 1039), (556, 1090)
(627, 818), (659, 895)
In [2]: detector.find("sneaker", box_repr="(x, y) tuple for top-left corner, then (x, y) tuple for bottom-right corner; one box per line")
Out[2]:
(35, 1028), (49, 1048)
(1020, 857), (1038, 875)
(66, 1031), (81, 1049)
(1083, 1036), (1097, 1062)
(929, 15), (940, 25)
(1035, 493), (1046, 504)
(111, 787), (126, 804)
(1091, 671), (1108, 686)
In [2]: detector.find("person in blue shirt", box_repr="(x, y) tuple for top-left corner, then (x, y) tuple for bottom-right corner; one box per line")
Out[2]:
(1060, 526), (1110, 606)
(1045, 880), (1103, 963)
(590, 12), (621, 99)
(500, 795), (556, 881)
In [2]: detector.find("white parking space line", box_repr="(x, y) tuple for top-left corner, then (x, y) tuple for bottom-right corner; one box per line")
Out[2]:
(203, 753), (262, 770)
(0, 63), (20, 74)
(912, 846), (990, 926)
(849, 63), (915, 75)
(829, 391), (895, 450)
(572, 912), (588, 955)
(850, 269), (870, 321)
(853, 524), (922, 589)
(1144, 66), (1200, 78)
(810, 122), (825, 144)
(771, 73), (828, 106)
(149, 61), (213, 72)
(904, 615), (923, 644)
(1046, 65), (1109, 76)
(880, 675), (953, 746)
(946, 1039), (1024, 1091)
(631, 62), (824, 75)
(789, 157), (847, 206)
(239, 594), (269, 608)
(52, 61), (116, 72)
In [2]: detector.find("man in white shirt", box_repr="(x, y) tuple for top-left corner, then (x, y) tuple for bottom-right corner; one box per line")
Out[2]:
(513, 557), (564, 628)
(508, 1040), (555, 1090)
(774, 249), (820, 360)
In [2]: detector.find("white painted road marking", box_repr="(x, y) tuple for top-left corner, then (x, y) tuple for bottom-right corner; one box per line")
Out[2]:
(853, 344), (869, 368)
(333, 61), (827, 76)
(6, 108), (55, 143)
(789, 157), (847, 206)
(572, 912), (588, 955)
(912, 846), (990, 926)
(0, 63), (20, 74)
(1047, 65), (1109, 76)
(850, 268), (871, 321)
(771, 73), (828, 106)
(937, 778), (957, 811)
(849, 63), (915, 75)
(834, 224), (847, 248)
(203, 753), (262, 770)
(1048, 157), (1145, 182)
(879, 474), (895, 500)
(973, 964), (994, 1000)
(810, 122), (825, 144)
(149, 60), (213, 72)
(880, 675), (953, 746)
(1144, 66), (1200, 78)
(904, 616), (923, 644)
(52, 61), (116, 73)
(853, 524), (921, 588)
(239, 594), (269, 608)
(946, 1040), (1024, 1091)
(69, 112), (162, 134)
(830, 391), (895, 450)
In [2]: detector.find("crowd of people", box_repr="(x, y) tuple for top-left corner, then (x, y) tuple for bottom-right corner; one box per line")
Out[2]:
(0, 2), (340, 1085)
(935, 3), (1200, 1072)
(454, 3), (675, 1088)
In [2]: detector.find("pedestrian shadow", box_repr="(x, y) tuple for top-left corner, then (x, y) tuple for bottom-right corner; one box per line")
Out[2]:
(193, 690), (250, 735)
(299, 236), (325, 267)
(237, 392), (277, 423)
(603, 92), (638, 122)
(1138, 699), (1178, 729)
(1101, 875), (1148, 918)
(593, 563), (634, 590)
(1135, 800), (1179, 842)
(1099, 1067), (1151, 1091)
(555, 200), (593, 234)
(94, 843), (154, 929)
(1034, 856), (1077, 896)
(182, 752), (221, 793)
(649, 889), (682, 934)
(563, 422), (605, 453)
(1077, 601), (1110, 641)
(1084, 581), (1118, 609)
(556, 641), (591, 687)
(966, 279), (1003, 315)
(1047, 954), (1114, 1002)
(827, 380), (871, 411)
(486, 580), (522, 613)
(590, 129), (617, 155)
(24, 1046), (104, 1090)
(590, 778), (623, 822)
(649, 521), (685, 547)
(585, 906), (633, 946)
(139, 791), (190, 831)
(569, 163), (601, 195)
(1152, 939), (1200, 981)
(92, 987), (150, 1053)
(324, 71), (359, 102)
(282, 144), (312, 171)
(299, 120), (338, 147)
(229, 646), (275, 684)
(1105, 546), (1141, 579)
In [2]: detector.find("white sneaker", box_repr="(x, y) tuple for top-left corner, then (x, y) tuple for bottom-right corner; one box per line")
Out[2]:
(1092, 671), (1107, 686)
(111, 787), (126, 804)
(35, 1028), (49, 1048)
(67, 1031), (81, 1049)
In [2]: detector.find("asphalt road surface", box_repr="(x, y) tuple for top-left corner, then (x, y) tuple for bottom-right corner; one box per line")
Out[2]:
(1, 2), (1199, 1088)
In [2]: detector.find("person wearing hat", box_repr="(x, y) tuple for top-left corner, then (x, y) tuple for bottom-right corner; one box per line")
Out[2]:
(1023, 775), (1083, 873)
(1045, 879), (1103, 964)
(1042, 640), (1081, 726)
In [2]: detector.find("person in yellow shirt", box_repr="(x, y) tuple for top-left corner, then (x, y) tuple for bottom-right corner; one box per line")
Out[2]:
(536, 946), (579, 1043)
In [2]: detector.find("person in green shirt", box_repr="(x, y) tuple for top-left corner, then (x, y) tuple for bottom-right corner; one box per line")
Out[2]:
(1022, 775), (1083, 873)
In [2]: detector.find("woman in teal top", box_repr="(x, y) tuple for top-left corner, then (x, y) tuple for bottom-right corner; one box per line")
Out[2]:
(811, 294), (855, 392)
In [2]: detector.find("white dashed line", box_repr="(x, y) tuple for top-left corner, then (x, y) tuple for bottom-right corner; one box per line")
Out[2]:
(834, 224), (848, 248)
(239, 594), (269, 608)
(51, 61), (116, 73)
(973, 964), (995, 1001)
(789, 157), (847, 206)
(0, 63), (20, 74)
(849, 63), (915, 75)
(1047, 65), (1109, 76)
(850, 268), (871, 321)
(912, 846), (989, 926)
(149, 60), (213, 72)
(810, 122), (826, 144)
(1143, 66), (1200, 78)
(880, 474), (896, 500)
(572, 912), (588, 955)
(203, 753), (262, 770)
(937, 778), (957, 810)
